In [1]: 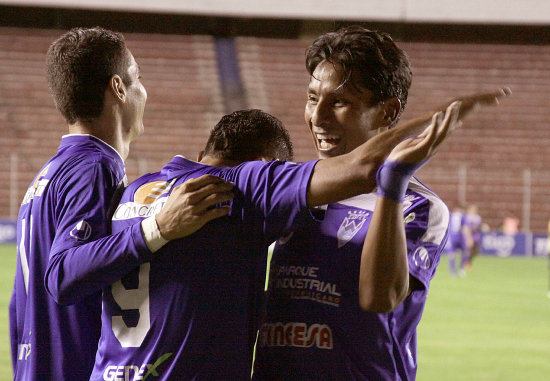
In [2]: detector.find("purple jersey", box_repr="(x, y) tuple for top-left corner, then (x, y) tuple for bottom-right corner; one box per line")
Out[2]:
(464, 213), (482, 243)
(91, 156), (317, 381)
(9, 135), (151, 380)
(449, 211), (466, 251)
(254, 178), (449, 381)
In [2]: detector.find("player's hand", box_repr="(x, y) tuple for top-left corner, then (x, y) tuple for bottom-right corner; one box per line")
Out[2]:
(440, 86), (512, 121)
(386, 86), (512, 145)
(155, 174), (234, 240)
(387, 100), (461, 164)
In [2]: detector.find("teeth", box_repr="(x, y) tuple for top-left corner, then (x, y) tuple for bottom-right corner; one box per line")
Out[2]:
(316, 134), (340, 140)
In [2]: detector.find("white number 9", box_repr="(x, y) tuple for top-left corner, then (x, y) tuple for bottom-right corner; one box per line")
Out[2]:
(111, 263), (151, 347)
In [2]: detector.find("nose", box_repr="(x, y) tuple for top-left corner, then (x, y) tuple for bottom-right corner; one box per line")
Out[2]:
(308, 99), (331, 128)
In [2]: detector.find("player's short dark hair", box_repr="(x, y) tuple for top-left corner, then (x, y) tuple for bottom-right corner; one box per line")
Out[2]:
(203, 109), (293, 162)
(46, 26), (131, 124)
(306, 25), (412, 117)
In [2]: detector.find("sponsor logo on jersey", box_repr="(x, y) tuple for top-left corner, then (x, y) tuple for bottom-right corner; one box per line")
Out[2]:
(134, 180), (174, 205)
(259, 322), (333, 350)
(102, 352), (172, 381)
(413, 246), (431, 269)
(273, 266), (341, 306)
(70, 220), (92, 241)
(336, 210), (369, 248)
(112, 179), (175, 221)
(21, 164), (51, 205)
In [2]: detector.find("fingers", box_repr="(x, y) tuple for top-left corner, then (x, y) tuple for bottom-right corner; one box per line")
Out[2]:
(155, 175), (235, 240)
(195, 205), (231, 226)
(195, 190), (234, 213)
(393, 112), (434, 141)
(181, 174), (232, 192)
(176, 177), (234, 206)
(433, 100), (461, 147)
(412, 100), (461, 159)
(453, 87), (511, 120)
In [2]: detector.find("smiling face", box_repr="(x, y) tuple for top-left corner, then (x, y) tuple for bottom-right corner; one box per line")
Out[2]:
(305, 61), (388, 159)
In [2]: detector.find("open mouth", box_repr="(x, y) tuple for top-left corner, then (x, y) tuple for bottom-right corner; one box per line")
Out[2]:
(315, 133), (341, 151)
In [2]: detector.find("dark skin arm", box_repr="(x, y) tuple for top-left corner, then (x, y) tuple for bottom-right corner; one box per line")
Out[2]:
(357, 88), (511, 312)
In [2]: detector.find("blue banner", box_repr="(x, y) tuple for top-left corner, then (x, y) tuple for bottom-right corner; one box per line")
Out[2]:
(480, 232), (548, 257)
(0, 219), (16, 244)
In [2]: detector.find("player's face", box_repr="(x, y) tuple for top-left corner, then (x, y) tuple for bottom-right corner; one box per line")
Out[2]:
(122, 50), (147, 141)
(305, 60), (386, 159)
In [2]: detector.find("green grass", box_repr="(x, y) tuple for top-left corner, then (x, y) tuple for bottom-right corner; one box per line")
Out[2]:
(0, 245), (548, 380)
(0, 244), (15, 380)
(417, 255), (550, 381)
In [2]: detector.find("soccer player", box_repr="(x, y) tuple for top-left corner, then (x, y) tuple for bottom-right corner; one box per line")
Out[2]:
(448, 204), (468, 276)
(9, 27), (233, 380)
(253, 26), (510, 380)
(464, 204), (483, 268)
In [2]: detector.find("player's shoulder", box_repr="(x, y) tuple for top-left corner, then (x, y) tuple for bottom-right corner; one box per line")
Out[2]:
(406, 178), (450, 244)
(406, 178), (449, 215)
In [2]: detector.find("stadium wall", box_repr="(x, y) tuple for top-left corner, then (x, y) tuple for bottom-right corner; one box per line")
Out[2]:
(1, 16), (550, 233)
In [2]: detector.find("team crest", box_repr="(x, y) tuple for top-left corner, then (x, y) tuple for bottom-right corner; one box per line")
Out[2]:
(134, 179), (176, 205)
(336, 210), (369, 248)
(403, 194), (420, 211)
(70, 220), (92, 241)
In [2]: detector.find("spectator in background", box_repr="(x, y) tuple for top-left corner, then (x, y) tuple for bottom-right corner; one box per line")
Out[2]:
(502, 213), (520, 235)
(464, 204), (482, 269)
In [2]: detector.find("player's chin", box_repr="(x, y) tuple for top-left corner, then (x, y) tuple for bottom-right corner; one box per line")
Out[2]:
(316, 142), (346, 159)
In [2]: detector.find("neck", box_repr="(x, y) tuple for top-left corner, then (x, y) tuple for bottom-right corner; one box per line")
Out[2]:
(69, 118), (130, 161)
(199, 155), (238, 167)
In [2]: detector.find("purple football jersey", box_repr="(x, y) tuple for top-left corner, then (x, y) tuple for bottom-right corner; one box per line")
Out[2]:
(9, 135), (151, 380)
(464, 212), (482, 243)
(91, 156), (317, 381)
(449, 210), (466, 251)
(253, 178), (449, 380)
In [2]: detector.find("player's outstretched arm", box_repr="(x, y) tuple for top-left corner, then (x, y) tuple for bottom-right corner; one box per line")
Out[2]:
(46, 174), (234, 305)
(358, 87), (511, 312)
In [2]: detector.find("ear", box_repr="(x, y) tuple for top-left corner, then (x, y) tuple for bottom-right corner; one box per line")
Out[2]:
(380, 97), (401, 127)
(109, 75), (126, 103)
(197, 150), (204, 162)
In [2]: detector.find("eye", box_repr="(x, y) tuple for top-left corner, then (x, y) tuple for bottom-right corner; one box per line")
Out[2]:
(332, 98), (347, 107)
(307, 94), (318, 104)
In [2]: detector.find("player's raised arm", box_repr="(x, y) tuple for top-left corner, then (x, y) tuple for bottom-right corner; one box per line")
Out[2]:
(358, 88), (511, 312)
(358, 102), (459, 312)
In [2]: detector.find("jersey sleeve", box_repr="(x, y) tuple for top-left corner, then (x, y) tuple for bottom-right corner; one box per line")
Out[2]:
(9, 281), (17, 370)
(404, 195), (450, 289)
(228, 160), (318, 241)
(45, 160), (153, 305)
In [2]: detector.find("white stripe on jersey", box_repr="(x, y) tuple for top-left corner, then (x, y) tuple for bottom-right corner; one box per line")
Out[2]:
(407, 177), (449, 245)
